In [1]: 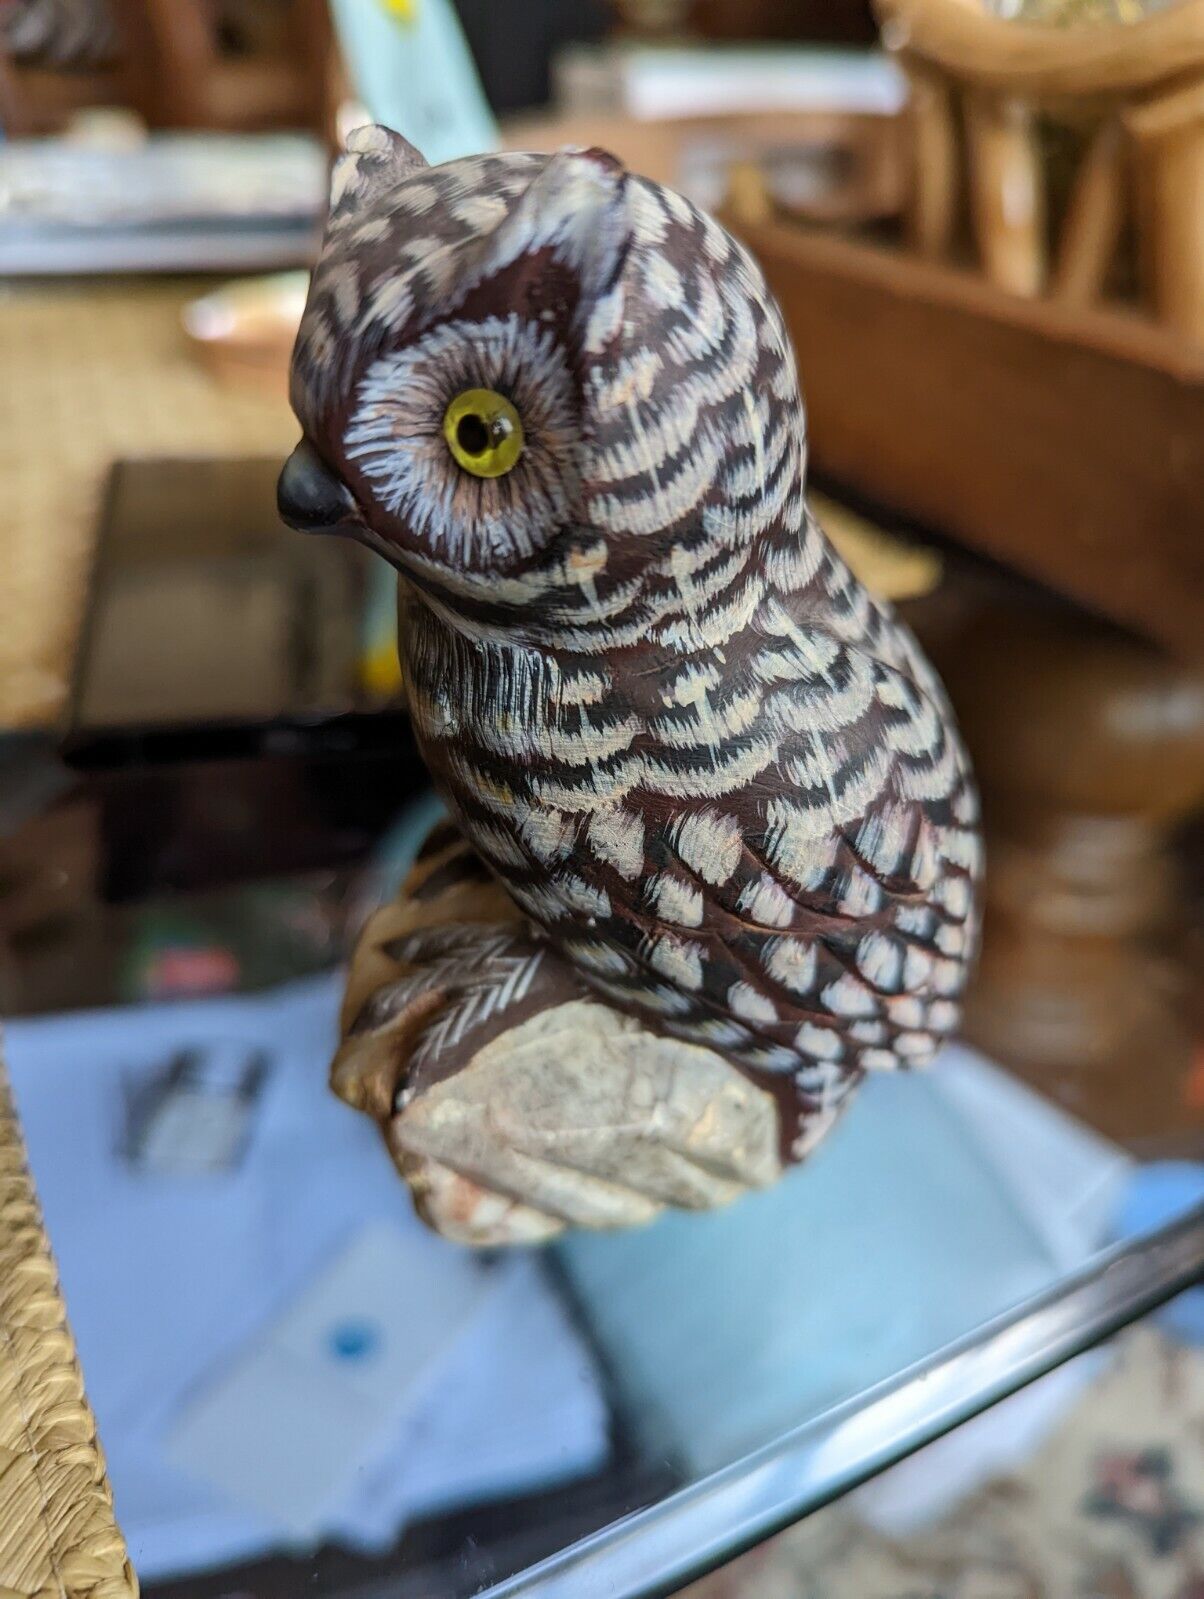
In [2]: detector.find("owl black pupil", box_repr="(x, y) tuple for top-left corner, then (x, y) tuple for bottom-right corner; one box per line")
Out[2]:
(456, 413), (491, 456)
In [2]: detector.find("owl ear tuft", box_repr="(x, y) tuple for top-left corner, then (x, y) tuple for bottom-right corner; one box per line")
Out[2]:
(344, 122), (429, 172)
(328, 124), (429, 216)
(481, 146), (631, 302)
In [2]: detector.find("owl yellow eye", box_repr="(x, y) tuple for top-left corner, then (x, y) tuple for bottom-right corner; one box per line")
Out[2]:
(443, 388), (524, 478)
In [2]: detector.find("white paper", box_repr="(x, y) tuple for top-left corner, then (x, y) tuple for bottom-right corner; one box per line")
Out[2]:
(165, 1221), (489, 1539)
(4, 976), (608, 1580)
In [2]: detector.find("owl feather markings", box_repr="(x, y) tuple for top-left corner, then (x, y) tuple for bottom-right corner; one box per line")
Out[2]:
(282, 128), (983, 1146)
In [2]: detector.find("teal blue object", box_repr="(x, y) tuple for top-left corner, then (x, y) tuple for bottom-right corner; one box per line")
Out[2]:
(328, 1318), (383, 1363)
(330, 0), (499, 165)
(362, 790), (448, 908)
(558, 1067), (1101, 1478)
(1114, 1163), (1204, 1346)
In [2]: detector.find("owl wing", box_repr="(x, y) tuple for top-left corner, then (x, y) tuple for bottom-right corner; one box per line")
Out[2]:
(520, 617), (982, 1089)
(401, 584), (981, 1090)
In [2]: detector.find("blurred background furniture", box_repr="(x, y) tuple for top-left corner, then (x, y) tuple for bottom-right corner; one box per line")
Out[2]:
(875, 0), (1204, 338)
(728, 195), (1204, 663)
(932, 599), (1204, 1152)
(112, 0), (339, 137)
(0, 0), (123, 134)
(0, 0), (340, 136)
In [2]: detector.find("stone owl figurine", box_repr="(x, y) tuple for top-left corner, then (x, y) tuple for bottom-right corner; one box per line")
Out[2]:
(278, 125), (982, 1231)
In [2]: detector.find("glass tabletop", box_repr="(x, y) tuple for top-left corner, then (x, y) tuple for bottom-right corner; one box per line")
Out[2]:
(1, 455), (1199, 1599)
(4, 956), (1202, 1599)
(490, 1212), (1204, 1599)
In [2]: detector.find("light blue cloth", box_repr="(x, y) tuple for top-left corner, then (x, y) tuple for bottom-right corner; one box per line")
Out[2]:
(558, 1047), (1131, 1478)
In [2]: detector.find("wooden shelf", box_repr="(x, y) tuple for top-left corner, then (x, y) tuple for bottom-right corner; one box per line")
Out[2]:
(730, 214), (1204, 659)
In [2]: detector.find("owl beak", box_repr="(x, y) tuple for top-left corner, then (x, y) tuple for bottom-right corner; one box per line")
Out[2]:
(277, 440), (362, 537)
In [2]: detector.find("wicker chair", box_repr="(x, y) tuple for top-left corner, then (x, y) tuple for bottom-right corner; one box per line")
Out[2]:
(0, 1049), (137, 1599)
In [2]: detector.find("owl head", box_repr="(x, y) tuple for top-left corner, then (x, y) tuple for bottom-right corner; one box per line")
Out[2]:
(279, 126), (807, 643)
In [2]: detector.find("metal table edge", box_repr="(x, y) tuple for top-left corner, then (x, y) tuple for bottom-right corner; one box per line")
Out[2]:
(477, 1201), (1204, 1599)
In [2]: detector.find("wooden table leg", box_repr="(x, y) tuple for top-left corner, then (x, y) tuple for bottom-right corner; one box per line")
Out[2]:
(964, 92), (1047, 297)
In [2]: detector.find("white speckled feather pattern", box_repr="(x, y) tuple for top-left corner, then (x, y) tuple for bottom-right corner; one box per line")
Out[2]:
(287, 127), (983, 1151)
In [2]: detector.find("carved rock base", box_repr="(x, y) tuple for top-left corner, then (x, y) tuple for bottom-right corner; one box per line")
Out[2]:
(332, 828), (800, 1245)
